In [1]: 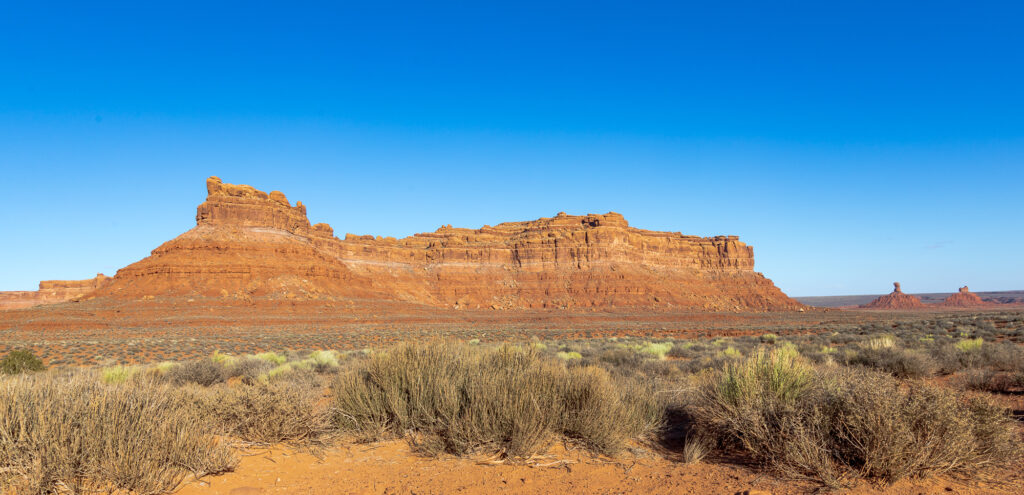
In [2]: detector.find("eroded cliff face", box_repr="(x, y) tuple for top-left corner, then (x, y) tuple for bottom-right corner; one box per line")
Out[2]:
(91, 177), (802, 311)
(0, 274), (109, 310)
(861, 282), (926, 309)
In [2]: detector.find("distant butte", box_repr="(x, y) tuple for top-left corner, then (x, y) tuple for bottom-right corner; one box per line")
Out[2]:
(860, 282), (927, 309)
(3, 176), (802, 312)
(939, 286), (990, 308)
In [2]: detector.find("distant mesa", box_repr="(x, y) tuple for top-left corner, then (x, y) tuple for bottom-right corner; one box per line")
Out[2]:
(3, 177), (803, 312)
(939, 286), (990, 308)
(860, 282), (926, 309)
(0, 273), (110, 310)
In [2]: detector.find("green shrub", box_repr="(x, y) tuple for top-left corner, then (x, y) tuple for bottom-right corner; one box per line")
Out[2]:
(556, 351), (583, 361)
(0, 350), (45, 375)
(100, 365), (135, 384)
(720, 346), (743, 359)
(956, 338), (983, 353)
(210, 351), (237, 366)
(267, 363), (294, 379)
(253, 352), (287, 365)
(307, 350), (340, 372)
(637, 342), (673, 360)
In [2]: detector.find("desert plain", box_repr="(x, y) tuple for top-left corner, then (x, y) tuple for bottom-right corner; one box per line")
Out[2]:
(1, 178), (1022, 495)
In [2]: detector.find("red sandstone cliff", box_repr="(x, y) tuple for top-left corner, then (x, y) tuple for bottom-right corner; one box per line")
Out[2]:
(92, 177), (802, 311)
(860, 282), (926, 309)
(0, 274), (109, 310)
(939, 286), (990, 308)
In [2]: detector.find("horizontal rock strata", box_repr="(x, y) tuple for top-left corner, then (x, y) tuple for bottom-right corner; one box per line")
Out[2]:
(92, 177), (801, 311)
(0, 274), (109, 310)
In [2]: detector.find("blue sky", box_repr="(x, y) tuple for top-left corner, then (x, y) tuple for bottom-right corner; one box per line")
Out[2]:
(1, 1), (1021, 296)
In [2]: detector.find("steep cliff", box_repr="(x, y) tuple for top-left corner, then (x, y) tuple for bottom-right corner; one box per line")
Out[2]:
(90, 177), (802, 311)
(860, 282), (926, 309)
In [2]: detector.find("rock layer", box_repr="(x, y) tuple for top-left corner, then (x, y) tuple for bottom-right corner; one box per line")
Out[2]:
(860, 282), (926, 309)
(940, 286), (990, 307)
(0, 274), (109, 310)
(60, 177), (802, 311)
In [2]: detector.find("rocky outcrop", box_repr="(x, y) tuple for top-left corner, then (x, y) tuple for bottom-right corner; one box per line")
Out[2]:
(939, 286), (990, 307)
(90, 177), (802, 311)
(860, 282), (926, 309)
(0, 274), (109, 310)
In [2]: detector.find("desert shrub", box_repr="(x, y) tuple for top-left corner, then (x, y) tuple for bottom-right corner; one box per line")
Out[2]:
(636, 342), (673, 360)
(225, 357), (274, 384)
(956, 338), (984, 353)
(332, 342), (661, 458)
(166, 358), (226, 386)
(598, 347), (645, 369)
(100, 365), (135, 384)
(307, 350), (340, 373)
(847, 347), (935, 379)
(267, 363), (294, 379)
(556, 351), (582, 360)
(959, 369), (1024, 394)
(210, 350), (237, 366)
(681, 433), (713, 464)
(0, 350), (45, 375)
(0, 373), (236, 493)
(201, 379), (332, 445)
(865, 335), (896, 350)
(666, 342), (696, 359)
(689, 352), (1022, 487)
(253, 351), (287, 365)
(637, 360), (687, 381)
(721, 346), (743, 359)
(933, 340), (1024, 374)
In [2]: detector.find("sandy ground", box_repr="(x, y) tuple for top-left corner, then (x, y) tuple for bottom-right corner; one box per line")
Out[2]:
(173, 440), (1021, 495)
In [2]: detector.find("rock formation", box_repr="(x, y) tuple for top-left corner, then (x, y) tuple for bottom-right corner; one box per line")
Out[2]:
(15, 177), (803, 311)
(939, 286), (990, 307)
(860, 282), (926, 309)
(0, 274), (109, 310)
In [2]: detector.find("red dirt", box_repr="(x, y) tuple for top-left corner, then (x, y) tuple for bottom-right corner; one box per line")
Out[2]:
(173, 440), (1021, 495)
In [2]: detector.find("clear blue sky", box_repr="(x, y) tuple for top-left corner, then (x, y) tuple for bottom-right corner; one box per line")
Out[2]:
(1, 1), (1022, 296)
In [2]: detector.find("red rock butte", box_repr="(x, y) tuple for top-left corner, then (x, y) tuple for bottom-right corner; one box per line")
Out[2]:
(860, 282), (927, 309)
(6, 177), (803, 312)
(939, 286), (990, 308)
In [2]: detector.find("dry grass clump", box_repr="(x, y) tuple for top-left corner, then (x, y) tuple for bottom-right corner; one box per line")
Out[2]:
(198, 375), (333, 445)
(165, 357), (227, 386)
(689, 348), (1022, 487)
(333, 342), (661, 458)
(847, 346), (935, 379)
(0, 373), (236, 494)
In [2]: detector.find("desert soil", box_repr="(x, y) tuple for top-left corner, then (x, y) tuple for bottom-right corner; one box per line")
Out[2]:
(174, 440), (1021, 495)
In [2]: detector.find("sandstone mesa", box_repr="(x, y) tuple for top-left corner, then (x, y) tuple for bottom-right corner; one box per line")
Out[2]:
(4, 177), (802, 311)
